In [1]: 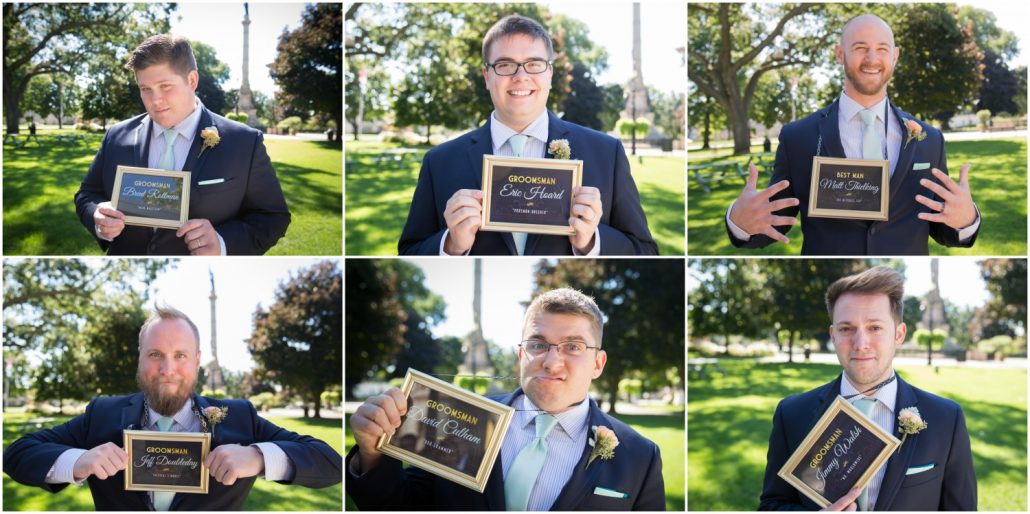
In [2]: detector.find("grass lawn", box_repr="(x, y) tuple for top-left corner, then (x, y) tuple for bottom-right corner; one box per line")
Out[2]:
(2, 412), (343, 511)
(344, 408), (685, 510)
(687, 361), (1026, 510)
(1, 132), (342, 255)
(344, 140), (685, 255)
(687, 138), (1027, 255)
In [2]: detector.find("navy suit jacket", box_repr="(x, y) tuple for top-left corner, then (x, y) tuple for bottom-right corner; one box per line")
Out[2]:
(3, 393), (342, 511)
(346, 389), (666, 510)
(759, 374), (977, 510)
(727, 100), (979, 255)
(74, 107), (291, 255)
(397, 112), (658, 255)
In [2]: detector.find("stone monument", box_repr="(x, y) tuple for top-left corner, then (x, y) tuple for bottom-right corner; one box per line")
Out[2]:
(236, 3), (259, 127)
(619, 3), (666, 149)
(459, 260), (494, 378)
(204, 269), (226, 392)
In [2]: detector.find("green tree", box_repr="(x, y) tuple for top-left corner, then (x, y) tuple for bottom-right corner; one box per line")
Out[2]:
(192, 41), (231, 117)
(248, 261), (341, 418)
(979, 259), (1027, 335)
(344, 61), (389, 140)
(751, 70), (819, 129)
(562, 62), (606, 130)
(269, 3), (342, 141)
(22, 74), (80, 124)
(687, 85), (726, 150)
(688, 259), (769, 348)
(649, 87), (685, 141)
(81, 297), (150, 396)
(598, 83), (624, 132)
(976, 49), (1019, 116)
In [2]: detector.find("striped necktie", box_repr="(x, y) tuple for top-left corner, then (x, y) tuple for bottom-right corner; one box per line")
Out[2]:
(153, 416), (176, 511)
(504, 414), (558, 510)
(507, 133), (530, 255)
(858, 109), (882, 160)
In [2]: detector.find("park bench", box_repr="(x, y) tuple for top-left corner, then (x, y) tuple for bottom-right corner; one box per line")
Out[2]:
(688, 160), (744, 193)
(746, 152), (776, 175)
(688, 358), (727, 381)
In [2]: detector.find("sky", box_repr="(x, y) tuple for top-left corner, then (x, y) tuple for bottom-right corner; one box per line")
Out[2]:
(960, 0), (1029, 68)
(169, 2), (309, 98)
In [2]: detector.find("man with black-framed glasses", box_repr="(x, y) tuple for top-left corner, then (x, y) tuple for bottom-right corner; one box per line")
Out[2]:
(347, 288), (666, 510)
(398, 14), (657, 256)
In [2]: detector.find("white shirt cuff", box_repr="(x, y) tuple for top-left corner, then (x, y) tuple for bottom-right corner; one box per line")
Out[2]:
(957, 206), (981, 243)
(217, 232), (227, 256)
(253, 442), (294, 481)
(572, 228), (601, 256)
(45, 448), (88, 485)
(725, 201), (752, 240)
(439, 229), (471, 256)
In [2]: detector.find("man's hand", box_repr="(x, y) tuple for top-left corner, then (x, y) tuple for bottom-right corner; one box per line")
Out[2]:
(820, 487), (861, 511)
(728, 164), (800, 244)
(72, 442), (128, 481)
(350, 388), (408, 473)
(205, 444), (265, 486)
(176, 219), (220, 256)
(916, 164), (976, 230)
(93, 202), (126, 240)
(443, 189), (483, 255)
(569, 186), (602, 253)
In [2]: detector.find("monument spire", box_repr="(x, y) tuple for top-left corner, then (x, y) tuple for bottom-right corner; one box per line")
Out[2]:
(459, 260), (494, 380)
(205, 268), (226, 392)
(236, 3), (259, 127)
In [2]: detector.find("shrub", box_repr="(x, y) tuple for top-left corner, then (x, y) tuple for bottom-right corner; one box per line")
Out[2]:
(454, 373), (490, 395)
(277, 116), (303, 133)
(249, 392), (277, 411)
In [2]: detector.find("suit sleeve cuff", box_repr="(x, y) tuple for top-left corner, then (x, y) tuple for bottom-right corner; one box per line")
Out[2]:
(957, 205), (981, 243)
(572, 228), (601, 256)
(439, 229), (470, 256)
(726, 201), (752, 240)
(46, 448), (88, 485)
(253, 442), (294, 481)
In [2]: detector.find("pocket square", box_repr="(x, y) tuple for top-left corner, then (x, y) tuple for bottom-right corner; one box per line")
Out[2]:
(198, 178), (225, 186)
(593, 486), (628, 499)
(912, 162), (931, 171)
(906, 463), (935, 475)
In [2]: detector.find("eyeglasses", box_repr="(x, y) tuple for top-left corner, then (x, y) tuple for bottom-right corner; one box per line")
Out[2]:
(520, 340), (599, 358)
(486, 59), (552, 76)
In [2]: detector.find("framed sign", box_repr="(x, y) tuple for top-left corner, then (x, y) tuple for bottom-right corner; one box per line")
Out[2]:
(123, 430), (210, 493)
(778, 397), (900, 508)
(112, 165), (191, 229)
(808, 156), (889, 221)
(376, 369), (515, 492)
(481, 155), (583, 235)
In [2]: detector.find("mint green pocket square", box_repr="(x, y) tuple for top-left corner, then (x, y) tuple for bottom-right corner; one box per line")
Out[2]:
(906, 463), (935, 475)
(913, 162), (931, 171)
(593, 487), (629, 499)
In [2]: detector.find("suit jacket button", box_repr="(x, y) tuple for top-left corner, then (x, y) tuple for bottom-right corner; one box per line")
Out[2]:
(870, 227), (877, 236)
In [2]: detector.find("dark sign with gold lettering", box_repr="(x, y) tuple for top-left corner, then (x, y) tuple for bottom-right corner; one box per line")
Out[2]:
(778, 397), (899, 508)
(113, 165), (191, 229)
(808, 157), (889, 221)
(124, 430), (210, 493)
(481, 155), (583, 235)
(377, 369), (515, 492)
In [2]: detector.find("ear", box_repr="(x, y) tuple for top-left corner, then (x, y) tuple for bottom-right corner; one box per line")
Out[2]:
(187, 70), (199, 91)
(894, 322), (907, 347)
(834, 43), (844, 65)
(828, 324), (835, 344)
(482, 65), (489, 84)
(591, 349), (607, 379)
(892, 46), (900, 66)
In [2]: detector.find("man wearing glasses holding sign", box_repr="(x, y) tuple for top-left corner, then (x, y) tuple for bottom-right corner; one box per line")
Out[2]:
(347, 288), (666, 509)
(725, 14), (980, 255)
(398, 15), (657, 256)
(760, 267), (976, 510)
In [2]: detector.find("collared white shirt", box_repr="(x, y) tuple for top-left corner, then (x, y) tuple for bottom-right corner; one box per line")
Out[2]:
(45, 396), (293, 488)
(440, 110), (600, 256)
(840, 371), (899, 509)
(500, 394), (591, 511)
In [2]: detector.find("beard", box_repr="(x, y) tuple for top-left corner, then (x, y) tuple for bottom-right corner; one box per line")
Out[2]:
(137, 369), (195, 417)
(843, 55), (893, 96)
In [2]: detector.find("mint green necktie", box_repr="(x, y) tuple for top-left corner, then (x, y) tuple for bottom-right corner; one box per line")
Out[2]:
(507, 133), (530, 255)
(858, 109), (882, 160)
(504, 414), (558, 511)
(153, 416), (176, 511)
(158, 129), (178, 170)
(853, 398), (877, 511)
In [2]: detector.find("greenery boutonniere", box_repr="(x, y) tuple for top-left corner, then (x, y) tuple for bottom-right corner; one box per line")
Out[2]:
(547, 138), (571, 160)
(903, 118), (927, 148)
(897, 406), (927, 448)
(198, 126), (220, 158)
(587, 425), (619, 467)
(202, 405), (229, 438)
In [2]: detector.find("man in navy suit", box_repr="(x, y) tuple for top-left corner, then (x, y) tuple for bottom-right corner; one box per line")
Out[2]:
(726, 14), (980, 255)
(74, 34), (290, 255)
(760, 267), (976, 510)
(397, 15), (657, 256)
(4, 306), (341, 510)
(347, 288), (666, 510)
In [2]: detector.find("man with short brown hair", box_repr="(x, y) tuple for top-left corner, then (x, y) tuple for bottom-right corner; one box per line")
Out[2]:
(74, 34), (291, 255)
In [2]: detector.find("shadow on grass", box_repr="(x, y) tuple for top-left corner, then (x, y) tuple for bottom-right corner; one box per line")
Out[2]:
(345, 150), (425, 256)
(639, 181), (685, 255)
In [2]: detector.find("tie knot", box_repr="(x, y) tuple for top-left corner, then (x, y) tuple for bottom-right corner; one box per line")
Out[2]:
(853, 398), (877, 417)
(156, 416), (174, 432)
(164, 129), (178, 145)
(534, 414), (558, 438)
(858, 109), (877, 128)
(508, 133), (529, 157)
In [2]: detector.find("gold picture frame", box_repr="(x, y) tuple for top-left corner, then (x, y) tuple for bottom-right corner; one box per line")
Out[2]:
(376, 369), (515, 492)
(777, 397), (900, 508)
(112, 165), (191, 229)
(123, 430), (210, 493)
(481, 155), (583, 236)
(808, 156), (889, 221)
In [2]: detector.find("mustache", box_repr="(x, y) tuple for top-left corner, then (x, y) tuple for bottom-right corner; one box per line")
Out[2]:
(137, 370), (194, 417)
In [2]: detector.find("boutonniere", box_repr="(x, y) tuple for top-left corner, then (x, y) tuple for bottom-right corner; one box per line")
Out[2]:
(202, 406), (229, 437)
(903, 118), (927, 148)
(587, 425), (619, 467)
(897, 406), (927, 448)
(547, 138), (571, 160)
(198, 126), (220, 158)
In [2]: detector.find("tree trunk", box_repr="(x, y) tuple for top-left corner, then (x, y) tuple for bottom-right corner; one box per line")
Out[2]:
(788, 330), (797, 363)
(424, 123), (430, 145)
(4, 81), (22, 135)
(312, 392), (322, 418)
(702, 109), (711, 150)
(606, 374), (620, 415)
(302, 404), (310, 418)
(723, 330), (730, 355)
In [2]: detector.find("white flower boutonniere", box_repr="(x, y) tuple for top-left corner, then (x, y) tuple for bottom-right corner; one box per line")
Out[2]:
(547, 138), (571, 160)
(897, 406), (927, 448)
(198, 126), (220, 158)
(903, 118), (927, 148)
(203, 405), (229, 437)
(587, 425), (619, 467)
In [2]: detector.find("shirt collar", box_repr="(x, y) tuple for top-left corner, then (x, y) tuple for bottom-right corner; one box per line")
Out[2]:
(517, 393), (590, 441)
(839, 91), (889, 124)
(490, 110), (550, 154)
(840, 370), (898, 414)
(149, 97), (204, 141)
(146, 396), (196, 431)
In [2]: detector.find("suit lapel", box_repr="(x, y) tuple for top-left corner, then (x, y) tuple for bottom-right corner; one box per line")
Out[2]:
(524, 112), (571, 256)
(872, 376), (920, 510)
(818, 100), (846, 158)
(469, 118), (517, 254)
(134, 118), (153, 168)
(120, 393), (153, 509)
(180, 108), (213, 179)
(888, 102), (917, 211)
(549, 398), (606, 511)
(806, 375), (843, 433)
